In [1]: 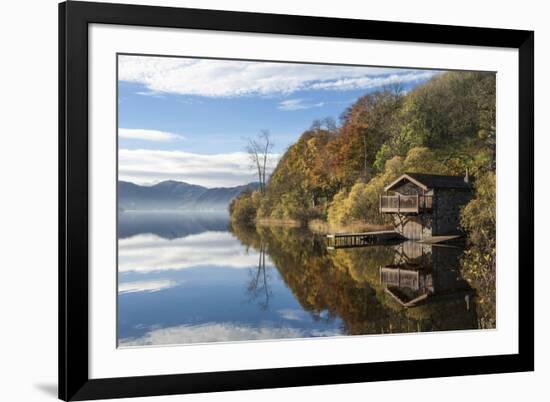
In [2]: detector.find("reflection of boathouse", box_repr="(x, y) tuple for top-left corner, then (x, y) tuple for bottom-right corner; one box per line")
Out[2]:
(379, 173), (473, 240)
(379, 241), (472, 307)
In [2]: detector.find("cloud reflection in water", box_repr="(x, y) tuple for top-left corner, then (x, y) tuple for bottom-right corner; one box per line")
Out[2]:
(119, 322), (343, 347)
(118, 231), (266, 273)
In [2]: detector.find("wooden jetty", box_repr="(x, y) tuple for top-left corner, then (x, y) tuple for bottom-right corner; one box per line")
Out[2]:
(326, 230), (403, 250)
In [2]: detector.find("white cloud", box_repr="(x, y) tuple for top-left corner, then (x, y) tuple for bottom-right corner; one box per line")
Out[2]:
(309, 71), (437, 91)
(119, 322), (343, 346)
(119, 231), (268, 273)
(119, 55), (438, 97)
(119, 148), (280, 187)
(277, 98), (325, 111)
(118, 279), (177, 294)
(119, 128), (185, 142)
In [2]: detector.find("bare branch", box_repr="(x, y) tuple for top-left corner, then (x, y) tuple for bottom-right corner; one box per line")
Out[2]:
(245, 130), (274, 194)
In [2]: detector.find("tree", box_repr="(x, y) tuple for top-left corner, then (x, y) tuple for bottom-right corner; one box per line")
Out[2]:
(403, 147), (446, 174)
(310, 117), (337, 133)
(373, 71), (496, 171)
(228, 190), (259, 225)
(460, 171), (496, 327)
(460, 171), (495, 246)
(336, 89), (404, 181)
(246, 130), (274, 194)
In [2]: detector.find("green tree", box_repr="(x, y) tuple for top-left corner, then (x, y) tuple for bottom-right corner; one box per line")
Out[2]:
(374, 71), (496, 170)
(460, 171), (496, 328)
(461, 171), (496, 245)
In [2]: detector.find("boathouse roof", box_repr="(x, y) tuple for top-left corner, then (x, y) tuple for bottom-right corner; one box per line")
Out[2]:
(384, 173), (472, 192)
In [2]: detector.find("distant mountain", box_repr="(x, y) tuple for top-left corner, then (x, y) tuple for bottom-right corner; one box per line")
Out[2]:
(118, 180), (259, 211)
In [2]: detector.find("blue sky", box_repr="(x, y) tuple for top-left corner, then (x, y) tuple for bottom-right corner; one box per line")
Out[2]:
(118, 55), (439, 187)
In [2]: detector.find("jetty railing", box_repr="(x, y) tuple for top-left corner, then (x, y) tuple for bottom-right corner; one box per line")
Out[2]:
(379, 194), (432, 214)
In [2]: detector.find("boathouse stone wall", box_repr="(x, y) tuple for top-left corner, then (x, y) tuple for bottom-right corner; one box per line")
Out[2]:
(432, 189), (473, 236)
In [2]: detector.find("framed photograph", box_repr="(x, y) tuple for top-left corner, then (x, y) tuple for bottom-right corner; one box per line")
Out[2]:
(59, 1), (534, 400)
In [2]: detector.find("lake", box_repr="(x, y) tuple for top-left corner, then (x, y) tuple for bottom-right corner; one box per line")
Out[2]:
(117, 211), (486, 347)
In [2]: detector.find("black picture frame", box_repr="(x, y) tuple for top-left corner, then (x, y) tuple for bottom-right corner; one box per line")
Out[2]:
(59, 1), (534, 400)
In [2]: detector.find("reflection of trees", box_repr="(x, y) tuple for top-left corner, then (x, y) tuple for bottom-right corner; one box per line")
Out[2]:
(460, 245), (496, 329)
(229, 224), (273, 309)
(229, 222), (480, 336)
(246, 242), (271, 309)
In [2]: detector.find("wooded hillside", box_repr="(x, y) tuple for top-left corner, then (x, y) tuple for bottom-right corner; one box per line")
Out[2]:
(230, 70), (495, 229)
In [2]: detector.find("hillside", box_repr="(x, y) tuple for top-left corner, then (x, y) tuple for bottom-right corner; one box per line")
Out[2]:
(230, 70), (495, 227)
(118, 180), (259, 211)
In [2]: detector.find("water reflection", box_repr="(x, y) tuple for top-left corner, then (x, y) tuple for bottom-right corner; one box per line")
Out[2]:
(380, 242), (472, 308)
(118, 210), (230, 239)
(118, 231), (259, 273)
(246, 242), (271, 309)
(232, 224), (480, 336)
(118, 212), (344, 346)
(118, 211), (487, 347)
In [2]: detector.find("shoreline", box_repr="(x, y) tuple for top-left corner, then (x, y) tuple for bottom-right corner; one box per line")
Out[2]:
(255, 218), (302, 228)
(252, 217), (392, 235)
(308, 219), (392, 235)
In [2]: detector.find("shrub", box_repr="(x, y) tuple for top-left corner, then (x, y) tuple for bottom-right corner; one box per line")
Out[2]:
(229, 190), (259, 226)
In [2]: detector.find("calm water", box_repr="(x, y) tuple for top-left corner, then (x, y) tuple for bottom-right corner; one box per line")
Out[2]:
(117, 211), (485, 347)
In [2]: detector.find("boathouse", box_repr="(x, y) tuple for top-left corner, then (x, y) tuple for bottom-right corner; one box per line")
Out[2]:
(379, 173), (473, 240)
